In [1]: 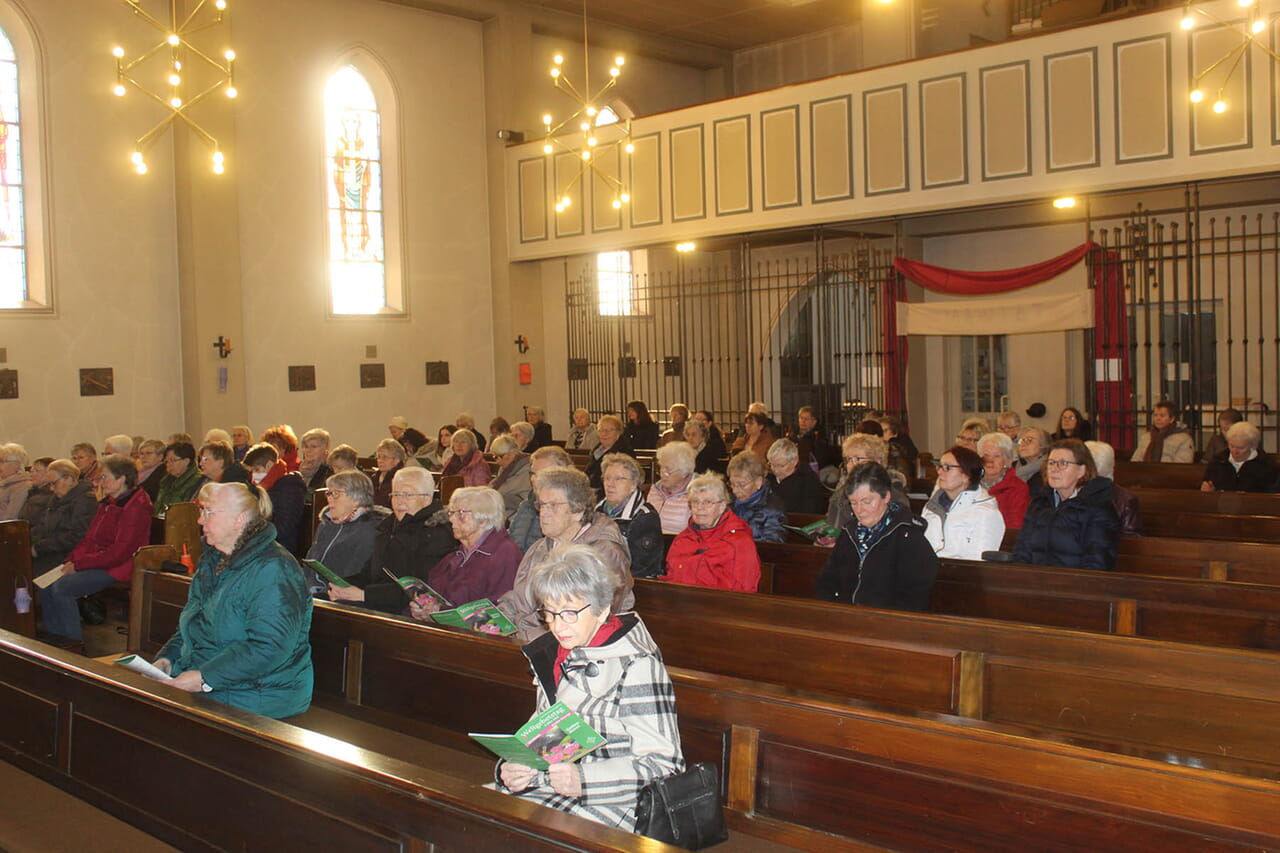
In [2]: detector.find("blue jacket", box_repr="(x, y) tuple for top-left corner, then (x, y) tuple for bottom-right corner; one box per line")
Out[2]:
(158, 520), (313, 719)
(1012, 477), (1119, 571)
(730, 483), (786, 544)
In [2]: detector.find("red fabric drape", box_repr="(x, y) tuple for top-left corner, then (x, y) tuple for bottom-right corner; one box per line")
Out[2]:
(1091, 249), (1133, 447)
(892, 242), (1097, 295)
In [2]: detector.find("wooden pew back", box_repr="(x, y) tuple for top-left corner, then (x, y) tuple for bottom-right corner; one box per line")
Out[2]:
(0, 520), (35, 637)
(163, 501), (201, 562)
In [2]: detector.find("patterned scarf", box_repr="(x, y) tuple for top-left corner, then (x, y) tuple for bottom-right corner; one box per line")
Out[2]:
(852, 501), (900, 557)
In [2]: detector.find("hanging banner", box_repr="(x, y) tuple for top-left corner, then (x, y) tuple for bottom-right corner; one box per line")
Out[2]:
(896, 289), (1094, 336)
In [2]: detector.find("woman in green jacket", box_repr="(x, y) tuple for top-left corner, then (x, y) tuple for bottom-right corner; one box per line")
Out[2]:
(156, 480), (313, 719)
(153, 441), (203, 517)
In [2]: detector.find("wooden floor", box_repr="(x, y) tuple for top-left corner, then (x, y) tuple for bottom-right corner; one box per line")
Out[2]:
(0, 760), (178, 853)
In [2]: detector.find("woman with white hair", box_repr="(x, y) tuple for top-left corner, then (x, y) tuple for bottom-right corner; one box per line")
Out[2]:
(666, 472), (761, 591)
(455, 412), (486, 452)
(766, 438), (827, 514)
(525, 406), (554, 451)
(0, 443), (32, 519)
(976, 432), (1029, 529)
(441, 428), (492, 487)
(509, 421), (537, 453)
(371, 437), (407, 507)
(595, 453), (664, 578)
(566, 408), (599, 452)
(1086, 440), (1142, 536)
(1013, 427), (1051, 493)
(410, 486), (520, 617)
(490, 433), (532, 517)
(306, 469), (389, 593)
(647, 441), (696, 534)
(1200, 421), (1276, 493)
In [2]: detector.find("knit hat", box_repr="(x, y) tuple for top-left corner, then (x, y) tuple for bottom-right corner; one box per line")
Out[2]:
(389, 415), (409, 430)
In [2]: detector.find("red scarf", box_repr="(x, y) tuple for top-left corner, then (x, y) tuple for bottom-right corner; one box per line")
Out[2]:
(553, 615), (623, 686)
(256, 459), (287, 491)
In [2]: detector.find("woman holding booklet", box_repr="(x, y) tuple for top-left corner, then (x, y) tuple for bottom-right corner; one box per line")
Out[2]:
(495, 545), (684, 830)
(155, 481), (313, 719)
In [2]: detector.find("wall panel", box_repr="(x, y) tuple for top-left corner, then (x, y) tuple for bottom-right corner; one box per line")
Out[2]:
(714, 115), (753, 215)
(1114, 35), (1172, 162)
(762, 106), (802, 209)
(1045, 49), (1099, 171)
(920, 74), (967, 188)
(670, 125), (707, 222)
(864, 85), (909, 195)
(981, 61), (1031, 180)
(629, 133), (663, 228)
(810, 95), (853, 203)
(518, 158), (547, 243)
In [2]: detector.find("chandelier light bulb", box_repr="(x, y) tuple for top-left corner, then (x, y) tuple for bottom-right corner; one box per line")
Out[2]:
(1181, 15), (1195, 29)
(213, 162), (225, 174)
(620, 192), (630, 202)
(609, 67), (620, 77)
(212, 151), (225, 163)
(625, 142), (635, 153)
(615, 56), (624, 66)
(550, 67), (561, 78)
(1189, 88), (1204, 103)
(561, 196), (571, 207)
(581, 150), (591, 160)
(542, 113), (552, 125)
(554, 54), (564, 65)
(1238, 0), (1253, 7)
(131, 151), (144, 164)
(112, 46), (125, 58)
(170, 96), (182, 107)
(225, 50), (236, 62)
(1252, 19), (1265, 32)
(543, 143), (553, 154)
(135, 161), (148, 175)
(113, 83), (126, 96)
(587, 136), (598, 146)
(1213, 99), (1227, 113)
(169, 73), (181, 86)
(1052, 197), (1076, 209)
(174, 60), (183, 71)
(676, 242), (696, 252)
(612, 199), (622, 209)
(225, 85), (238, 98)
(215, 0), (227, 8)
(580, 121), (590, 131)
(586, 106), (597, 116)
(167, 33), (180, 45)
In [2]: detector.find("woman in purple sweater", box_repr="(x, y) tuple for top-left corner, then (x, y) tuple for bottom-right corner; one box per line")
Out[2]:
(410, 487), (521, 618)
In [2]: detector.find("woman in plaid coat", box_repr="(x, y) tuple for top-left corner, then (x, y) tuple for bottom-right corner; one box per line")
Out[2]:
(496, 545), (684, 830)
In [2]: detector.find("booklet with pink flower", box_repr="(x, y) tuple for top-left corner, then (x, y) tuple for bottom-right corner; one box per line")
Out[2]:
(470, 701), (605, 769)
(429, 599), (518, 636)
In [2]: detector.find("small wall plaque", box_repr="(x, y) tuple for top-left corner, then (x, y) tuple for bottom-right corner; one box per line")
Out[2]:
(425, 361), (450, 385)
(288, 365), (316, 392)
(79, 367), (114, 397)
(360, 363), (386, 389)
(0, 369), (16, 399)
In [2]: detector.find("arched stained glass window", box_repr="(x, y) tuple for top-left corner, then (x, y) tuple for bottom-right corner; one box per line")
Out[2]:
(0, 25), (24, 309)
(325, 66), (386, 315)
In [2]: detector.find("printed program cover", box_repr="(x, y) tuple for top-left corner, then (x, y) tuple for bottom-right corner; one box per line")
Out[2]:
(470, 701), (605, 769)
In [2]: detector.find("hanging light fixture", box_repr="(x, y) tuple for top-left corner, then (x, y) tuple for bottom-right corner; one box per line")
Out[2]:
(541, 0), (633, 213)
(111, 0), (238, 175)
(1182, 0), (1279, 114)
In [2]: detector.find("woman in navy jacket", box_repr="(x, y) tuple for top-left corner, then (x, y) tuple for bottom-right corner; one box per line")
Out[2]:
(1013, 439), (1119, 572)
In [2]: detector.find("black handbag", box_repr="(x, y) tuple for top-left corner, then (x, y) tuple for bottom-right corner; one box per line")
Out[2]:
(634, 763), (728, 850)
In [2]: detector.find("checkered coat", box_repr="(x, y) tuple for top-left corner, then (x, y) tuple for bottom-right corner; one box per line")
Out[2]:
(497, 614), (685, 829)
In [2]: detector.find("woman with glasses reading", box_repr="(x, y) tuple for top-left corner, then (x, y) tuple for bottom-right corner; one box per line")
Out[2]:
(665, 472), (761, 591)
(305, 470), (388, 595)
(1012, 439), (1119, 572)
(824, 434), (908, 540)
(816, 462), (938, 611)
(496, 545), (683, 830)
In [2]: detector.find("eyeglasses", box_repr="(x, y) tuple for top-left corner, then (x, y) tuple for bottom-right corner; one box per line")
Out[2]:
(390, 491), (430, 498)
(328, 489), (349, 498)
(1017, 437), (1040, 445)
(843, 455), (872, 465)
(601, 475), (635, 484)
(536, 603), (592, 624)
(1045, 459), (1083, 470)
(689, 498), (725, 508)
(534, 500), (572, 513)
(728, 479), (756, 490)
(199, 508), (227, 518)
(446, 508), (474, 518)
(933, 462), (962, 472)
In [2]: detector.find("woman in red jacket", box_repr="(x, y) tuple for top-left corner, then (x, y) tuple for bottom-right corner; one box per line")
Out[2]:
(40, 455), (153, 644)
(664, 472), (760, 592)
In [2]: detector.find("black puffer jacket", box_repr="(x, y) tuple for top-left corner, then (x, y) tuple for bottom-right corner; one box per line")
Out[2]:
(1012, 477), (1119, 571)
(305, 505), (390, 593)
(815, 502), (938, 611)
(358, 499), (459, 613)
(26, 480), (100, 573)
(596, 490), (665, 578)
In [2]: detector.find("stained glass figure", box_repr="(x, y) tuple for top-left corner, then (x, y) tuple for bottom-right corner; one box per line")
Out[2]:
(325, 66), (385, 314)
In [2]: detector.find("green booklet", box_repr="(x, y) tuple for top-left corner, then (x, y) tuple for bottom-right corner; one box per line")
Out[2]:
(381, 567), (451, 610)
(470, 701), (606, 769)
(783, 519), (842, 541)
(430, 599), (518, 636)
(304, 558), (351, 588)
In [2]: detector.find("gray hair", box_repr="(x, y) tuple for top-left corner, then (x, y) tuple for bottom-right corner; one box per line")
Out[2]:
(450, 428), (479, 455)
(375, 437), (407, 462)
(204, 428), (232, 446)
(766, 438), (798, 465)
(139, 439), (166, 456)
(841, 433), (888, 465)
(682, 419), (708, 443)
(998, 411), (1022, 430)
(326, 469), (375, 508)
(1084, 440), (1116, 479)
(526, 405), (546, 419)
(393, 465), (436, 500)
(531, 445), (572, 468)
(727, 451), (765, 481)
(300, 428), (331, 449)
(449, 486), (505, 532)
(491, 434), (521, 455)
(687, 471), (730, 504)
(198, 480), (273, 522)
(601, 452), (642, 485)
(535, 466), (595, 514)
(455, 412), (477, 430)
(656, 441), (696, 476)
(959, 417), (990, 436)
(1018, 427), (1051, 452)
(509, 421), (535, 444)
(976, 432), (1015, 464)
(528, 544), (619, 614)
(0, 443), (28, 467)
(104, 434), (134, 455)
(1226, 420), (1261, 449)
(48, 459), (80, 482)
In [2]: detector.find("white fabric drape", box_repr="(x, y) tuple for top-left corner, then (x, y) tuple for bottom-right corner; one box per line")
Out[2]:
(896, 290), (1094, 335)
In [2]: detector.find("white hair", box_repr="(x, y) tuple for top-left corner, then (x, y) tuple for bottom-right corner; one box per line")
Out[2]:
(1084, 441), (1116, 479)
(393, 465), (436, 500)
(104, 434), (134, 455)
(204, 428), (232, 446)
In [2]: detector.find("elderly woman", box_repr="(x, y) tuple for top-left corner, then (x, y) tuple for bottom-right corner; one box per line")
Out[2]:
(816, 463), (938, 610)
(1204, 408), (1245, 460)
(135, 439), (167, 502)
(766, 439), (827, 514)
(499, 466), (633, 642)
(327, 444), (359, 473)
(666, 472), (760, 591)
(648, 441), (696, 535)
(305, 470), (389, 593)
(954, 417), (989, 451)
(825, 434), (911, 534)
(566, 408), (599, 452)
(622, 401), (659, 451)
(154, 481), (312, 719)
(490, 433), (532, 518)
(585, 415), (633, 495)
(489, 417), (511, 445)
(1086, 440), (1142, 536)
(456, 412), (487, 452)
(18, 456), (54, 527)
(976, 432), (1030, 529)
(0, 443), (32, 519)
(595, 453), (663, 579)
(682, 419), (726, 475)
(154, 442), (202, 516)
(328, 467), (459, 612)
(260, 425), (300, 472)
(921, 446), (1005, 560)
(441, 428), (492, 487)
(509, 446), (574, 552)
(371, 438), (408, 507)
(231, 425), (253, 463)
(726, 452), (786, 543)
(243, 443), (307, 554)
(658, 404), (689, 446)
(1201, 421), (1275, 492)
(997, 411), (1022, 440)
(1013, 440), (1119, 572)
(70, 442), (99, 482)
(402, 486), (520, 618)
(731, 412), (773, 464)
(298, 428), (334, 498)
(496, 545), (683, 829)
(199, 441), (252, 486)
(525, 406), (554, 452)
(1051, 407), (1092, 442)
(40, 455), (153, 643)
(26, 459), (98, 574)
(509, 421), (537, 454)
(1013, 427), (1050, 493)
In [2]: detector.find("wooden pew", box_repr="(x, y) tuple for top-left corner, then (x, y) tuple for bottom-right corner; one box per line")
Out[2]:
(163, 501), (201, 562)
(0, 631), (687, 853)
(127, 568), (1280, 851)
(438, 474), (464, 506)
(1127, 487), (1280, 541)
(1114, 460), (1205, 489)
(1116, 535), (1280, 584)
(0, 520), (35, 638)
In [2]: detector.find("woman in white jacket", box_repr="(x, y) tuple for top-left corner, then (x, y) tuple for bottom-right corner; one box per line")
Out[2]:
(922, 445), (1006, 560)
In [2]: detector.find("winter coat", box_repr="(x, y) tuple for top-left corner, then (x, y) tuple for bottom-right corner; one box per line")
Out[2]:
(623, 421), (659, 451)
(154, 463), (203, 517)
(596, 490), (665, 579)
(26, 480), (99, 573)
(0, 470), (32, 521)
(665, 508), (761, 592)
(138, 464), (166, 503)
(921, 486), (1006, 560)
(769, 467), (828, 515)
(1012, 477), (1120, 572)
(826, 479), (911, 532)
(586, 438), (635, 496)
(442, 451), (492, 488)
(508, 495), (543, 552)
(305, 505), (390, 592)
(371, 463), (404, 508)
(358, 500), (459, 613)
(816, 502), (939, 611)
(67, 487), (153, 583)
(492, 453), (533, 518)
(730, 483), (786, 543)
(498, 614), (683, 830)
(986, 467), (1030, 530)
(1202, 451), (1277, 493)
(566, 423), (600, 453)
(499, 513), (634, 642)
(426, 527), (522, 609)
(527, 421), (555, 453)
(265, 471), (307, 555)
(1131, 428), (1195, 463)
(157, 519), (313, 719)
(693, 443), (727, 475)
(646, 478), (691, 535)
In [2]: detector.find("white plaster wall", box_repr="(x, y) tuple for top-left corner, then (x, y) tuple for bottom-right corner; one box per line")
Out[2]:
(233, 0), (496, 454)
(0, 0), (182, 459)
